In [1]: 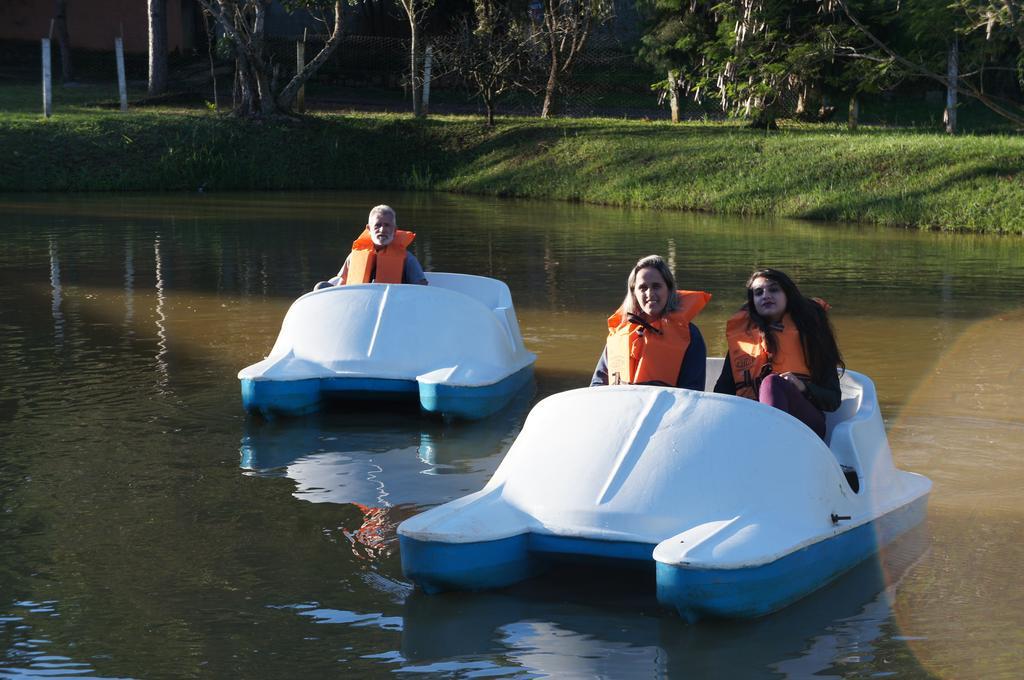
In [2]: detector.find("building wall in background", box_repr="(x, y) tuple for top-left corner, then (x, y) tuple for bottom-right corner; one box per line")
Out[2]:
(0, 0), (194, 54)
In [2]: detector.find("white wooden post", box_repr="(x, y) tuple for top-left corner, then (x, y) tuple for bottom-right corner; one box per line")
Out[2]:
(421, 45), (433, 116)
(42, 38), (53, 118)
(115, 37), (128, 112)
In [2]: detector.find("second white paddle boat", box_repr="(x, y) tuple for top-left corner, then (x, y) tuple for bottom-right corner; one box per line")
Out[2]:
(239, 273), (535, 420)
(398, 361), (931, 620)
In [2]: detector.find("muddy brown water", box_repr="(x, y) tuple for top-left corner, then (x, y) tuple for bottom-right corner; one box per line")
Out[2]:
(0, 191), (1021, 678)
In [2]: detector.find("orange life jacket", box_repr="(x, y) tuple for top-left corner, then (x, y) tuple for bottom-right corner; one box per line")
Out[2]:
(345, 228), (416, 284)
(606, 290), (711, 386)
(725, 300), (828, 399)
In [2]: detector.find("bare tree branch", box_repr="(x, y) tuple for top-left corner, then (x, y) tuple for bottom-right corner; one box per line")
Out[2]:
(194, 0), (345, 117)
(278, 2), (344, 109)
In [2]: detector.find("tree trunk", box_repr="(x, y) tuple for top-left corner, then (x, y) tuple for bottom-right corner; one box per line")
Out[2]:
(238, 55), (278, 117)
(945, 36), (958, 135)
(203, 9), (219, 110)
(410, 16), (422, 117)
(541, 49), (558, 118)
(53, 0), (74, 83)
(848, 95), (859, 130)
(233, 58), (242, 111)
(296, 39), (306, 113)
(236, 53), (257, 116)
(148, 0), (168, 96)
(200, 0), (343, 118)
(421, 45), (433, 116)
(749, 106), (778, 130)
(668, 70), (679, 123)
(222, 1), (277, 117)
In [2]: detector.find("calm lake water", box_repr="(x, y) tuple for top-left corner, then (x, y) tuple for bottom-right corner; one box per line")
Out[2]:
(0, 191), (1021, 678)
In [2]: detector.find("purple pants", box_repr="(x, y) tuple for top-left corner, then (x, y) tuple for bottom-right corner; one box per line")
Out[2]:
(758, 373), (826, 440)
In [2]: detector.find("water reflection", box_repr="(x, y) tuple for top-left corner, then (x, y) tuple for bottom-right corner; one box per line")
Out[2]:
(240, 394), (531, 507)
(123, 236), (134, 327)
(48, 237), (63, 345)
(154, 236), (169, 391)
(239, 390), (532, 558)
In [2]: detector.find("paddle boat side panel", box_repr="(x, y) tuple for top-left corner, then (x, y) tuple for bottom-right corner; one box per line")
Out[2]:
(241, 376), (419, 417)
(399, 489), (544, 592)
(400, 533), (542, 594)
(399, 532), (661, 594)
(239, 273), (535, 419)
(241, 376), (323, 417)
(418, 363), (536, 420)
(654, 491), (930, 620)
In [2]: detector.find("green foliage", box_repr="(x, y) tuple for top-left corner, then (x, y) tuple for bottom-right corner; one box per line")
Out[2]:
(945, 0), (1024, 87)
(214, 36), (233, 61)
(638, 1), (863, 120)
(840, 0), (1024, 125)
(638, 0), (1022, 124)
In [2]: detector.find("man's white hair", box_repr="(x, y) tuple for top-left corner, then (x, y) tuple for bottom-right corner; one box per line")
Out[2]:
(368, 204), (396, 223)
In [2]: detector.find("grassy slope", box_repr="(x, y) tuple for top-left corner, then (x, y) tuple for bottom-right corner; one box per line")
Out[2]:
(2, 84), (1022, 233)
(439, 120), (1024, 233)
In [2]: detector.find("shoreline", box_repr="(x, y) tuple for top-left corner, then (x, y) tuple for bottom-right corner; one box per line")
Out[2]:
(2, 111), (1022, 234)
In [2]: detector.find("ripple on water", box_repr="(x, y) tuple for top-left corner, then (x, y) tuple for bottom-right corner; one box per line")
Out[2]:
(0, 601), (119, 680)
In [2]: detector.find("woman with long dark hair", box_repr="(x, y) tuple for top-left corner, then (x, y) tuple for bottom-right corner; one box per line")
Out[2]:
(592, 255), (710, 390)
(713, 268), (844, 439)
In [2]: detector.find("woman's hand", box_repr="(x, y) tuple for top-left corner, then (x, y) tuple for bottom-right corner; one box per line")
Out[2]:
(778, 372), (807, 393)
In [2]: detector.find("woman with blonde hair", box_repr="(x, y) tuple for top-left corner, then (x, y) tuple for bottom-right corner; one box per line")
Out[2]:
(591, 255), (710, 390)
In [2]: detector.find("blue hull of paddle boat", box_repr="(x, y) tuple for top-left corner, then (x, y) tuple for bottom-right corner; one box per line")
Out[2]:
(401, 534), (540, 594)
(241, 363), (533, 420)
(400, 533), (656, 594)
(399, 495), (927, 607)
(418, 364), (535, 419)
(241, 376), (417, 417)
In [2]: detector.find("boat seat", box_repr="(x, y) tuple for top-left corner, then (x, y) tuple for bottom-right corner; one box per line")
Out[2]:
(704, 357), (725, 392)
(825, 373), (868, 492)
(824, 373), (863, 444)
(425, 272), (512, 312)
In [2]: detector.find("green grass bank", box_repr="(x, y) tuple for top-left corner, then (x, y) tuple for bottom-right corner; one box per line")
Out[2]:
(2, 91), (1023, 233)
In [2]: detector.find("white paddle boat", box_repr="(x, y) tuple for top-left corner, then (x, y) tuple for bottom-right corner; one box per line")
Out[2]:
(239, 273), (535, 420)
(398, 360), (931, 620)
